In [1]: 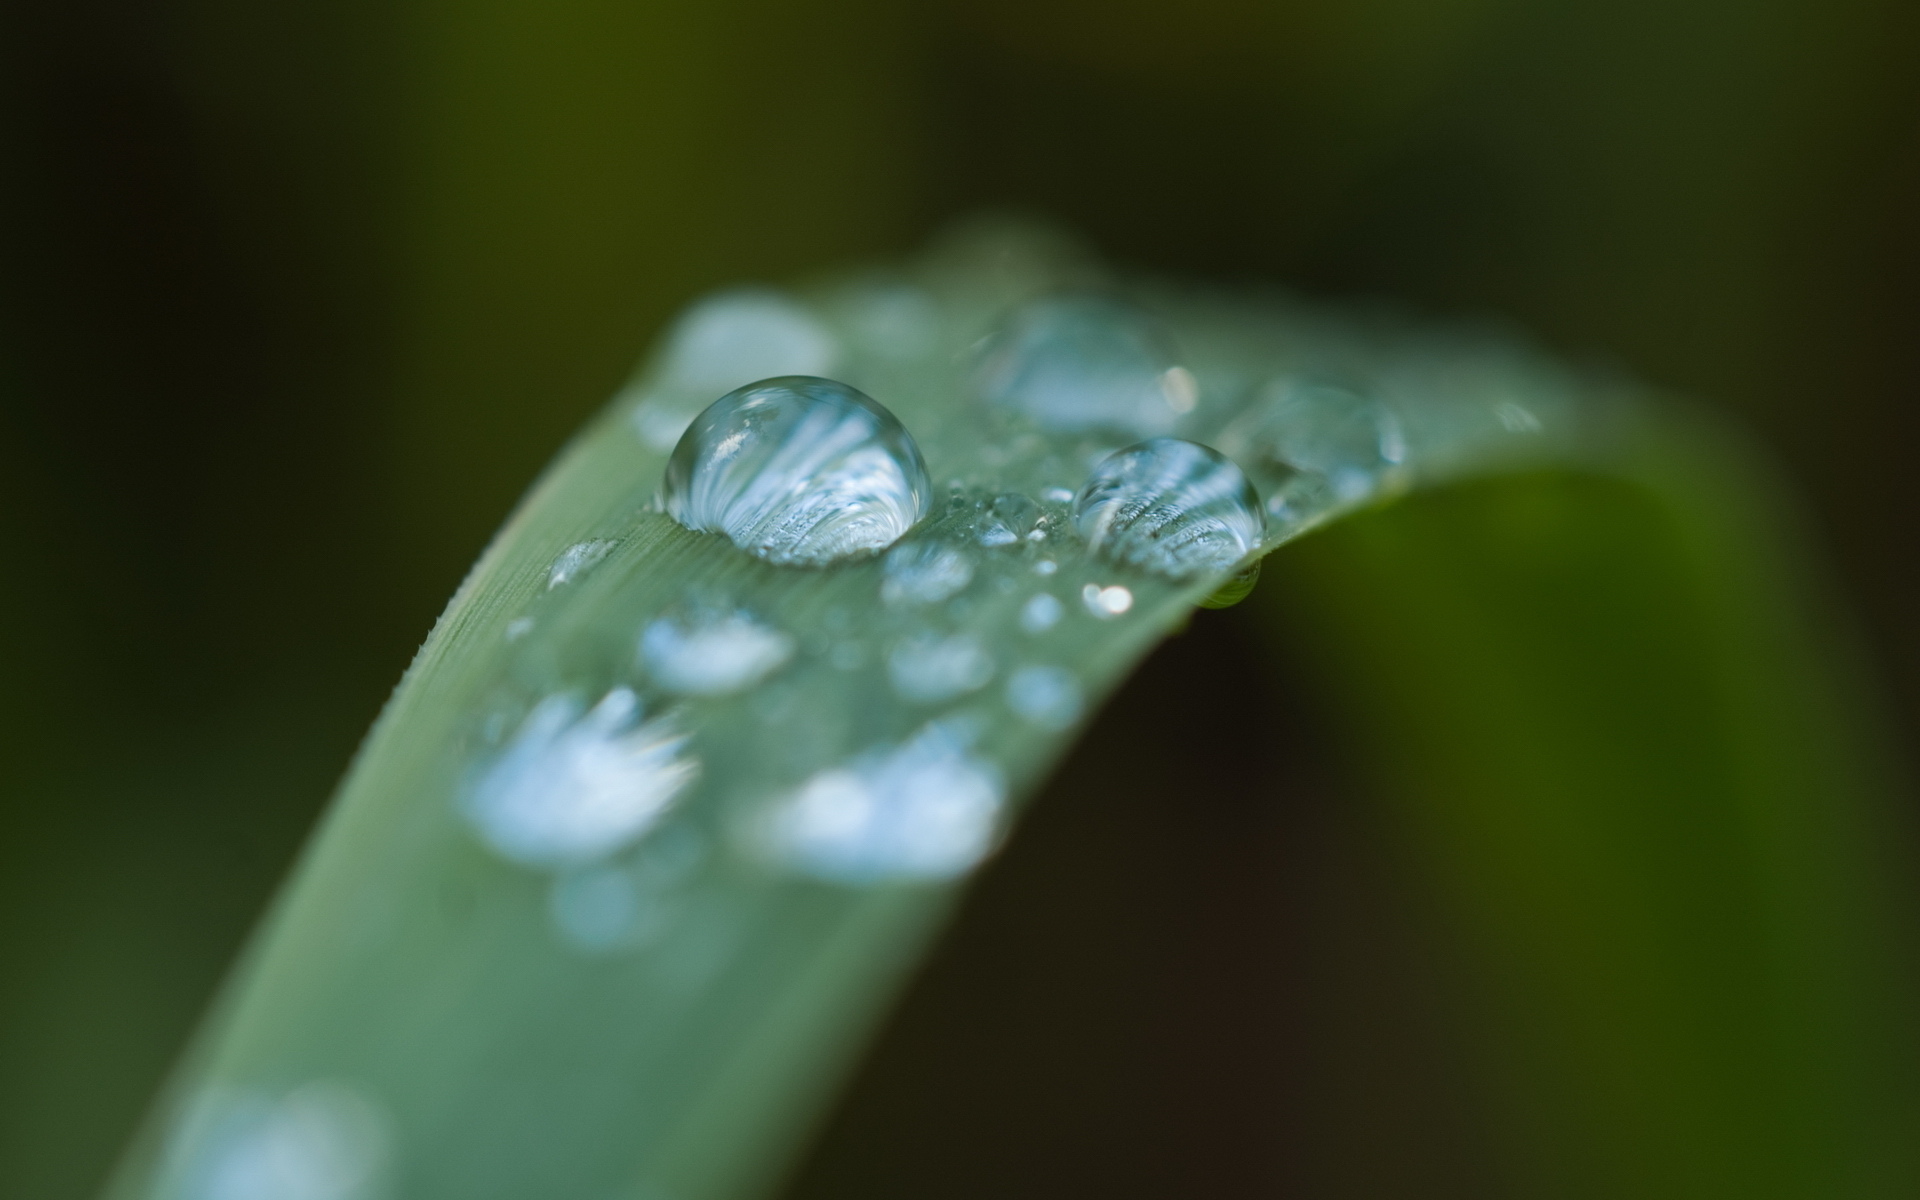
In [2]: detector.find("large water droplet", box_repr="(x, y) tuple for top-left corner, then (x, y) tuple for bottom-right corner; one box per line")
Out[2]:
(664, 376), (931, 566)
(1218, 378), (1405, 505)
(881, 541), (974, 605)
(1075, 438), (1265, 577)
(640, 609), (794, 696)
(975, 295), (1190, 436)
(757, 722), (1005, 883)
(888, 632), (994, 703)
(462, 689), (697, 866)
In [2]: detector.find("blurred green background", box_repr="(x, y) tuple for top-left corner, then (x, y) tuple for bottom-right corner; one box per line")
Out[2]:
(3, 0), (1918, 1196)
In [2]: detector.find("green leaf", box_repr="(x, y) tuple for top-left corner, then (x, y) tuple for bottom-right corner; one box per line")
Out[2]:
(104, 230), (1907, 1200)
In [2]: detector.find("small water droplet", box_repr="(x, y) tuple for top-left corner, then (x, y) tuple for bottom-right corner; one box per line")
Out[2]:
(664, 376), (931, 565)
(1006, 665), (1083, 730)
(1219, 379), (1405, 505)
(1020, 592), (1063, 633)
(1495, 400), (1543, 433)
(1159, 365), (1200, 413)
(169, 1082), (389, 1200)
(462, 690), (697, 866)
(1040, 486), (1075, 504)
(640, 609), (794, 696)
(758, 722), (1005, 883)
(1082, 583), (1135, 618)
(975, 295), (1188, 435)
(1076, 439), (1264, 578)
(889, 632), (995, 703)
(881, 541), (974, 605)
(1198, 558), (1262, 609)
(504, 616), (534, 642)
(975, 492), (1042, 547)
(1033, 559), (1059, 576)
(547, 540), (615, 589)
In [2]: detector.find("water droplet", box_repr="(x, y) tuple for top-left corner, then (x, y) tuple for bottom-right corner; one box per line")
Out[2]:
(889, 632), (994, 703)
(168, 1083), (389, 1200)
(1219, 379), (1405, 505)
(1082, 583), (1134, 618)
(664, 376), (931, 565)
(1075, 439), (1265, 577)
(975, 296), (1188, 435)
(758, 723), (1005, 883)
(975, 492), (1041, 547)
(630, 290), (839, 450)
(1040, 486), (1075, 504)
(504, 617), (534, 642)
(547, 540), (615, 589)
(1198, 558), (1262, 609)
(881, 541), (974, 605)
(640, 609), (794, 696)
(843, 283), (941, 360)
(549, 865), (641, 952)
(462, 690), (697, 866)
(1033, 559), (1059, 576)
(1006, 665), (1083, 730)
(1020, 592), (1063, 634)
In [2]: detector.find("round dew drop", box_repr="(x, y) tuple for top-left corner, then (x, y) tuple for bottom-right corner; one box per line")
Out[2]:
(664, 376), (931, 566)
(1075, 438), (1265, 578)
(974, 295), (1191, 436)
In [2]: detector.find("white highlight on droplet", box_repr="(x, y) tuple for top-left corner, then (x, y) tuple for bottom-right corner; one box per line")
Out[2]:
(462, 689), (697, 867)
(1159, 365), (1199, 414)
(758, 722), (1006, 883)
(1082, 583), (1134, 618)
(640, 610), (794, 696)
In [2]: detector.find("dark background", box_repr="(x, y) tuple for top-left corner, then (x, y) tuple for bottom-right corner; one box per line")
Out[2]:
(2, 0), (1916, 1195)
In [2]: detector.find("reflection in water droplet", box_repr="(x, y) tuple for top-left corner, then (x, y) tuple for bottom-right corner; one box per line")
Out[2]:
(169, 1082), (388, 1200)
(664, 377), (931, 565)
(549, 865), (641, 952)
(1040, 486), (1075, 505)
(975, 296), (1187, 435)
(641, 610), (793, 696)
(889, 633), (994, 703)
(759, 723), (1005, 883)
(1020, 592), (1063, 634)
(881, 542), (974, 605)
(1495, 400), (1543, 433)
(1006, 665), (1083, 730)
(1082, 583), (1135, 618)
(462, 690), (697, 866)
(547, 540), (615, 589)
(1219, 379), (1405, 505)
(1199, 558), (1262, 609)
(630, 290), (839, 450)
(1075, 439), (1264, 577)
(976, 492), (1041, 547)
